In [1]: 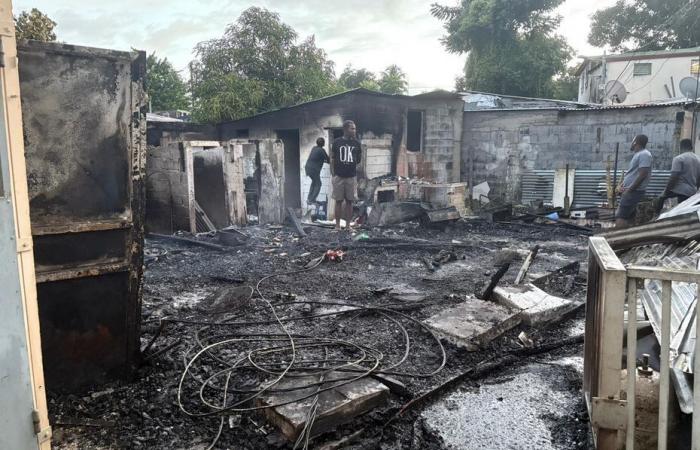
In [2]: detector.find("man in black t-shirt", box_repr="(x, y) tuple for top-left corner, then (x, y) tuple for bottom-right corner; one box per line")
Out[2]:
(330, 120), (362, 230)
(304, 137), (329, 205)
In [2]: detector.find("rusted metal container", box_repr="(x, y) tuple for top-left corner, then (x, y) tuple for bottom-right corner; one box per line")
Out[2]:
(18, 41), (147, 392)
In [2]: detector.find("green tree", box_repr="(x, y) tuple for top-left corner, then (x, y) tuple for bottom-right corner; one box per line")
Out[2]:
(14, 8), (56, 42)
(378, 65), (408, 94)
(454, 74), (468, 92)
(551, 67), (580, 101)
(190, 7), (338, 123)
(338, 66), (378, 90)
(146, 53), (189, 112)
(432, 0), (572, 98)
(589, 0), (700, 52)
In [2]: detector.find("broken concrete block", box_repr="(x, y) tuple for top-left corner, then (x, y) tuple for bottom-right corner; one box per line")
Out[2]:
(423, 298), (521, 351)
(493, 283), (582, 326)
(259, 371), (389, 442)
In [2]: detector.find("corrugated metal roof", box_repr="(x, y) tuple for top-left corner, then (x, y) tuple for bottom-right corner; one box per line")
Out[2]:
(220, 88), (462, 125)
(464, 100), (696, 113)
(461, 90), (588, 111)
(581, 46), (700, 63)
(623, 239), (700, 413)
(621, 196), (700, 413)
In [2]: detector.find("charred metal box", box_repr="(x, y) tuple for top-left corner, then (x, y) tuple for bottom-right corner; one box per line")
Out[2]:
(18, 41), (147, 392)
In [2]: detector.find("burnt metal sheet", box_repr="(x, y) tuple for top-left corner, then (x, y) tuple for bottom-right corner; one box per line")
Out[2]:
(19, 42), (133, 227)
(621, 212), (700, 412)
(625, 242), (699, 376)
(36, 272), (132, 391)
(19, 40), (147, 392)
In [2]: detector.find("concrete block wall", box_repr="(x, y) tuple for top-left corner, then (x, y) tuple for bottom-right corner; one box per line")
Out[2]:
(362, 132), (393, 180)
(409, 99), (464, 183)
(146, 143), (193, 233)
(462, 105), (690, 203)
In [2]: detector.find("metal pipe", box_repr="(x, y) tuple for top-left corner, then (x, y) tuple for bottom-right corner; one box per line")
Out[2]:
(658, 280), (672, 450)
(670, 76), (676, 97)
(626, 278), (638, 450)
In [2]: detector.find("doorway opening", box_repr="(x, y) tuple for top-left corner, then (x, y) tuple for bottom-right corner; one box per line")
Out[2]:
(192, 147), (229, 230)
(328, 127), (344, 147)
(276, 129), (301, 209)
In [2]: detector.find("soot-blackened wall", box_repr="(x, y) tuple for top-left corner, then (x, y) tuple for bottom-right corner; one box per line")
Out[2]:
(19, 41), (147, 392)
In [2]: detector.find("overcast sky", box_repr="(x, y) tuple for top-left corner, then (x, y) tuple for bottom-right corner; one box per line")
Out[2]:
(14, 0), (617, 93)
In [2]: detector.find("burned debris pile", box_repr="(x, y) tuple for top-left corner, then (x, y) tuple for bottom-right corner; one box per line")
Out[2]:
(48, 216), (591, 449)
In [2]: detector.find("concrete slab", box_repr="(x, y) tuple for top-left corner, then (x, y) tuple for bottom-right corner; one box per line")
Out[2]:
(493, 283), (582, 326)
(259, 371), (389, 442)
(423, 298), (521, 351)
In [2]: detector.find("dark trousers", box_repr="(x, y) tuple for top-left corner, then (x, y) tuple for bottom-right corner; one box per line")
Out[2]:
(655, 192), (690, 214)
(307, 170), (322, 204)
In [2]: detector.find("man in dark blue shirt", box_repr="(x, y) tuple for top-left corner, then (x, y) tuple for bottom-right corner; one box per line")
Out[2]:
(304, 137), (329, 205)
(331, 120), (362, 230)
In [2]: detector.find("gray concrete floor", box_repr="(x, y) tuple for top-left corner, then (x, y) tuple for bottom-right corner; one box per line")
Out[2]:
(423, 324), (588, 450)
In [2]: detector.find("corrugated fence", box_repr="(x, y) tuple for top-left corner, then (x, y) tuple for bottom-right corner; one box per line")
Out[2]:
(520, 170), (672, 208)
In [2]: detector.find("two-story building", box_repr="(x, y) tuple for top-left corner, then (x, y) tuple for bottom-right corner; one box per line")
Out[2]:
(576, 47), (700, 105)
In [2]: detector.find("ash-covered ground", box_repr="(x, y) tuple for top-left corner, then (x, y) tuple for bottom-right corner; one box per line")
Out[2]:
(48, 219), (591, 450)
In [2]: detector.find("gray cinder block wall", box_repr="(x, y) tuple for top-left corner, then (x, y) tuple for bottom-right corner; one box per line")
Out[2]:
(146, 142), (194, 233)
(410, 98), (464, 183)
(462, 105), (695, 202)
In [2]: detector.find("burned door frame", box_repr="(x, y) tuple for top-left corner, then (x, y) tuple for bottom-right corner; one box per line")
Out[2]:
(191, 141), (248, 230)
(147, 140), (248, 233)
(19, 41), (147, 391)
(257, 140), (286, 224)
(276, 129), (302, 210)
(222, 141), (248, 227)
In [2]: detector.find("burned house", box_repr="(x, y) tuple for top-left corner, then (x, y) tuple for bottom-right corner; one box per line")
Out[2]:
(147, 89), (466, 227)
(218, 89), (465, 206)
(148, 88), (700, 229)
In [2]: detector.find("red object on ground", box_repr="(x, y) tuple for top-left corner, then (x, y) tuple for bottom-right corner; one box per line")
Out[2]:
(325, 249), (345, 262)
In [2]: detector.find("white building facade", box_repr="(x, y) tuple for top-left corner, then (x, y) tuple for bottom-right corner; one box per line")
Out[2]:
(577, 47), (700, 105)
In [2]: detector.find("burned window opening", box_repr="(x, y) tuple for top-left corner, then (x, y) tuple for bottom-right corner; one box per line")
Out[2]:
(377, 190), (395, 203)
(407, 110), (423, 152)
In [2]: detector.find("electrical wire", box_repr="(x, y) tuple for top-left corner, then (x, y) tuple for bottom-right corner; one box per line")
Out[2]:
(147, 254), (447, 448)
(596, 1), (698, 102)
